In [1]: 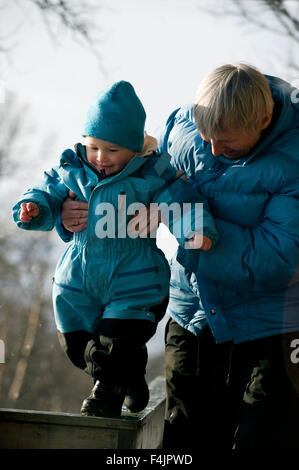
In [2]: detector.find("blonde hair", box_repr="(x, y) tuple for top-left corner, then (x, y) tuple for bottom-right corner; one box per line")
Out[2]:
(194, 64), (274, 138)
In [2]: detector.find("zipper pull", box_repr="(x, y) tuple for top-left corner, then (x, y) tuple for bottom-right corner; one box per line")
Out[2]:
(99, 169), (106, 180)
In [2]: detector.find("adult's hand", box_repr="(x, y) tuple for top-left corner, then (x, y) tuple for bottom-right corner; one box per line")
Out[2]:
(61, 191), (88, 232)
(127, 204), (161, 238)
(186, 234), (213, 251)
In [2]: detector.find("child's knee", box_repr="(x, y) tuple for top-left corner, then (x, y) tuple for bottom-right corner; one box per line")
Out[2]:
(57, 329), (92, 369)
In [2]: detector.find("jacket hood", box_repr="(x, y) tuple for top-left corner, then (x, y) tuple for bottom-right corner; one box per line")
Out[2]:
(246, 75), (299, 161)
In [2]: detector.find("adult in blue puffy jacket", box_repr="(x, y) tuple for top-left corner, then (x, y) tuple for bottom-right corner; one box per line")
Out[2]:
(154, 64), (299, 449)
(13, 81), (217, 419)
(59, 66), (299, 448)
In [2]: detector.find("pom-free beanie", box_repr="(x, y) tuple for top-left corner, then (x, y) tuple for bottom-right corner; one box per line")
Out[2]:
(83, 81), (146, 152)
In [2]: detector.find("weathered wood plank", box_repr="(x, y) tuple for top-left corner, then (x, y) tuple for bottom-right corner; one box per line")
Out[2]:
(0, 376), (165, 449)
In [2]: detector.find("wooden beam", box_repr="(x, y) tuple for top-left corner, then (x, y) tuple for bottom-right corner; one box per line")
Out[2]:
(0, 376), (165, 449)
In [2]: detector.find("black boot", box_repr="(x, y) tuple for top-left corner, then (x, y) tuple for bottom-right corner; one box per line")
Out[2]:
(124, 375), (149, 413)
(81, 381), (127, 418)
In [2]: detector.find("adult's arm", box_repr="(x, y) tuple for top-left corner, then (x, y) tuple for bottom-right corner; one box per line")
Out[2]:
(152, 167), (219, 248)
(197, 192), (299, 290)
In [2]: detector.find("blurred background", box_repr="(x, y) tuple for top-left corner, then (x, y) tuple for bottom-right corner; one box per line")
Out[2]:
(0, 0), (298, 413)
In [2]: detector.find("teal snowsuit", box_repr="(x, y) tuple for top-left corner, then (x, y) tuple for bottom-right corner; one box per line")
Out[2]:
(13, 144), (218, 334)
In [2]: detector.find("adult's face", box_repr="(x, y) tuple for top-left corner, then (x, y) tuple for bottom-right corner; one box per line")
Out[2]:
(200, 113), (272, 160)
(200, 128), (261, 159)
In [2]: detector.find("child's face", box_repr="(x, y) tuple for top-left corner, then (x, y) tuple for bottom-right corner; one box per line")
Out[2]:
(85, 136), (135, 176)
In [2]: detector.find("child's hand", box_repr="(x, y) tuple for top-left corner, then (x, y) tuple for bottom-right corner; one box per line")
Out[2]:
(186, 234), (213, 251)
(19, 202), (40, 222)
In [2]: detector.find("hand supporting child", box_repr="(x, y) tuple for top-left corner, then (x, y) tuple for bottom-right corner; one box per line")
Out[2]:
(187, 234), (213, 251)
(19, 202), (40, 222)
(61, 195), (213, 251)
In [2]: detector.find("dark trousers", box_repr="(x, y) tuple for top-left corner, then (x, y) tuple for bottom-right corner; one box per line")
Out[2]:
(163, 317), (299, 449)
(230, 332), (299, 449)
(57, 298), (169, 385)
(163, 318), (234, 449)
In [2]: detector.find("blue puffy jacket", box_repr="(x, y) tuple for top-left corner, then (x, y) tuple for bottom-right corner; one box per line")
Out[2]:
(156, 75), (299, 343)
(13, 145), (218, 333)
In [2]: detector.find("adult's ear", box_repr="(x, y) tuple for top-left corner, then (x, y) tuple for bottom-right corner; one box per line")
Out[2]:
(261, 112), (273, 130)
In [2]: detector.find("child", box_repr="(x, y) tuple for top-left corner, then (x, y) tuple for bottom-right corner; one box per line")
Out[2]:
(13, 81), (218, 418)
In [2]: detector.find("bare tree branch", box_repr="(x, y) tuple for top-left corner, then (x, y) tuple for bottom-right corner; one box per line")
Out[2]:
(0, 0), (106, 70)
(198, 0), (299, 38)
(234, 0), (298, 41)
(268, 0), (299, 41)
(28, 0), (100, 45)
(7, 286), (41, 402)
(196, 0), (299, 72)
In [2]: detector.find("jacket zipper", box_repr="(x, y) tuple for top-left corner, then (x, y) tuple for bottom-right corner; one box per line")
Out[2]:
(74, 143), (106, 182)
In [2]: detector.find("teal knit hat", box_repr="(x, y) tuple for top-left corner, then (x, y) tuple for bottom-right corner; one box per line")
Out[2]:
(83, 80), (146, 152)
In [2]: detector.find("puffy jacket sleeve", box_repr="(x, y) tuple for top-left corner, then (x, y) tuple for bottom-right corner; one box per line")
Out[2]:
(197, 187), (299, 290)
(55, 217), (74, 242)
(12, 166), (69, 232)
(154, 109), (218, 248)
(148, 153), (218, 248)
